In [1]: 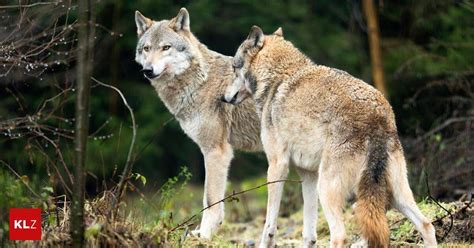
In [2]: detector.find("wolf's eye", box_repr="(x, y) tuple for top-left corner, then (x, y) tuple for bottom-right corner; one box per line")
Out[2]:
(143, 46), (151, 52)
(162, 45), (171, 51)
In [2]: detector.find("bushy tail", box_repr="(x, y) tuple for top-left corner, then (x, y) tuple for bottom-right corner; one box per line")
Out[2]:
(355, 137), (391, 248)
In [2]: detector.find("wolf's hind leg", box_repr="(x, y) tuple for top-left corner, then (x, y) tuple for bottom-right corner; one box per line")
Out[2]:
(196, 143), (233, 239)
(317, 152), (358, 248)
(318, 178), (346, 248)
(389, 151), (437, 247)
(296, 167), (319, 248)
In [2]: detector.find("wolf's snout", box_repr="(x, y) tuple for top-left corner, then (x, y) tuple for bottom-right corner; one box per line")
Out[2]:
(221, 92), (238, 104)
(141, 68), (158, 79)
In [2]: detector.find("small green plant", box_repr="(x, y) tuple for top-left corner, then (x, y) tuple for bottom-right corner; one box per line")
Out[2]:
(155, 166), (192, 214)
(133, 172), (147, 186)
(0, 170), (31, 210)
(152, 166), (193, 243)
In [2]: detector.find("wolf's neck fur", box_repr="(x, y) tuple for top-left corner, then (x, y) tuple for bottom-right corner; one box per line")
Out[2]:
(151, 42), (210, 118)
(252, 37), (313, 114)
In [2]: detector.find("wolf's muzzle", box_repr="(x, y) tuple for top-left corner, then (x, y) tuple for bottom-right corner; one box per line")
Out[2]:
(142, 68), (159, 79)
(221, 92), (238, 104)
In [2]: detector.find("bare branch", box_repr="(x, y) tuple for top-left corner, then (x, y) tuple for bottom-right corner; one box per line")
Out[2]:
(170, 179), (302, 233)
(91, 77), (137, 207)
(0, 2), (59, 9)
(419, 116), (474, 141)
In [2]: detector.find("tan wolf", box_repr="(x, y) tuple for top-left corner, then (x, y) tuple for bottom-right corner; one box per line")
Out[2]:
(134, 8), (262, 238)
(223, 26), (437, 248)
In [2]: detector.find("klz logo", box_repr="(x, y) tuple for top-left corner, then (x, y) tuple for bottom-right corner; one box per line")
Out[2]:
(9, 208), (42, 240)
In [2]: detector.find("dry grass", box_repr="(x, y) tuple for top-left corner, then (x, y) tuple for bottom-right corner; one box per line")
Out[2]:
(4, 182), (473, 247)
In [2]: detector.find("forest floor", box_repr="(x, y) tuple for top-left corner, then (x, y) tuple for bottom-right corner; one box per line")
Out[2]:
(8, 180), (473, 247)
(124, 179), (473, 247)
(179, 186), (473, 247)
(184, 200), (473, 247)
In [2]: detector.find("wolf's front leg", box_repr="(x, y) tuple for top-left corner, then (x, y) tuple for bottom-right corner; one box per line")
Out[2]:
(195, 143), (233, 239)
(260, 156), (289, 248)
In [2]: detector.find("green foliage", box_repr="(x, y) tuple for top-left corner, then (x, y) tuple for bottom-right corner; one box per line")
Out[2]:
(384, 2), (474, 77)
(134, 173), (147, 186)
(0, 170), (32, 212)
(0, 169), (53, 210)
(0, 169), (54, 242)
(84, 223), (102, 239)
(0, 0), (471, 200)
(384, 1), (473, 134)
(124, 167), (193, 235)
(156, 166), (193, 217)
(1, 1), (471, 246)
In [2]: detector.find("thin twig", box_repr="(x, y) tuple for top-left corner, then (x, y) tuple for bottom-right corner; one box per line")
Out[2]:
(132, 116), (174, 164)
(91, 77), (137, 209)
(0, 2), (58, 9)
(89, 117), (112, 137)
(419, 117), (474, 141)
(425, 169), (453, 241)
(433, 193), (472, 225)
(31, 140), (73, 195)
(34, 129), (74, 188)
(170, 179), (302, 232)
(0, 160), (42, 199)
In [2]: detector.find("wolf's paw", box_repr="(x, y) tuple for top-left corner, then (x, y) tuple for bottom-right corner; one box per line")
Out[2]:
(195, 210), (223, 239)
(350, 238), (367, 248)
(259, 230), (277, 248)
(189, 229), (201, 238)
(301, 237), (317, 248)
(189, 227), (212, 240)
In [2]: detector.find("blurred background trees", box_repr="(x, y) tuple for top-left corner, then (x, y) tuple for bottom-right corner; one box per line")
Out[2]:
(0, 0), (472, 212)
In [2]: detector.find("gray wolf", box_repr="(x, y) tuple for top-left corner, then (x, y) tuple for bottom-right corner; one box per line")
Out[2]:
(223, 26), (437, 248)
(134, 8), (262, 239)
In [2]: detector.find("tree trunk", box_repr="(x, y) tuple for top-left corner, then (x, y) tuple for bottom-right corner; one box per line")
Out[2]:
(71, 0), (94, 246)
(109, 1), (122, 115)
(362, 0), (388, 97)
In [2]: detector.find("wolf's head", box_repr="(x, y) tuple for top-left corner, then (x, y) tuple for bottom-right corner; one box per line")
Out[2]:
(223, 26), (283, 104)
(135, 8), (197, 81)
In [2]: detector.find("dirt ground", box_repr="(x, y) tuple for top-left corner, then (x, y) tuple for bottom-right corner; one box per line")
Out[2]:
(5, 190), (473, 247)
(185, 200), (473, 247)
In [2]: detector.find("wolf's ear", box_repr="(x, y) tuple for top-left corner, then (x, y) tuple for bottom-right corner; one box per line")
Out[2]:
(170, 8), (190, 32)
(247, 25), (264, 48)
(273, 27), (283, 37)
(135, 11), (153, 36)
